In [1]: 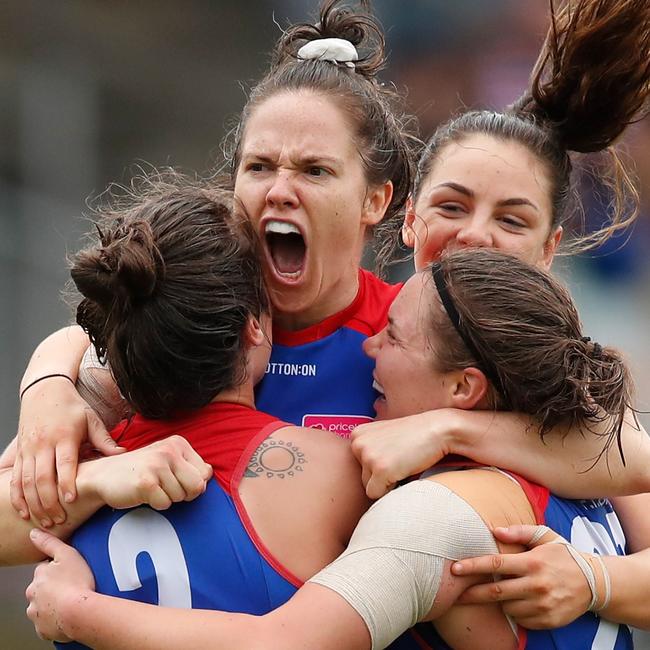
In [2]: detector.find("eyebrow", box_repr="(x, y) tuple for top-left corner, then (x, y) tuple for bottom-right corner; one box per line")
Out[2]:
(432, 182), (539, 212)
(242, 151), (342, 168)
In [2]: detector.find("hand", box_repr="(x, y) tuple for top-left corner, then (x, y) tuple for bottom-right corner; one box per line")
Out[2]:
(84, 435), (213, 510)
(12, 377), (126, 527)
(26, 529), (95, 642)
(451, 525), (592, 629)
(350, 411), (453, 499)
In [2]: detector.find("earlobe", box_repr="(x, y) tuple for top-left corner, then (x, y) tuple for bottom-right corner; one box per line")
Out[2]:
(541, 226), (563, 271)
(402, 197), (416, 249)
(362, 181), (394, 227)
(244, 316), (266, 348)
(450, 367), (488, 410)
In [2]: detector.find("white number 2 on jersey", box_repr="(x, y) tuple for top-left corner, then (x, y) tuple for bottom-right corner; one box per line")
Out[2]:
(108, 508), (192, 608)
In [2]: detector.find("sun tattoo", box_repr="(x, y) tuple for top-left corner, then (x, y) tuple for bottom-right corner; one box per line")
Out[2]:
(244, 439), (307, 479)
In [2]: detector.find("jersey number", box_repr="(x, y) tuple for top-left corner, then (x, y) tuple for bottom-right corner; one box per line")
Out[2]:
(108, 508), (192, 608)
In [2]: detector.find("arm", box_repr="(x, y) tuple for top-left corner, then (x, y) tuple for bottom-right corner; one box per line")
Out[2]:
(27, 531), (371, 650)
(0, 436), (211, 565)
(14, 326), (124, 524)
(26, 475), (522, 650)
(351, 408), (650, 499)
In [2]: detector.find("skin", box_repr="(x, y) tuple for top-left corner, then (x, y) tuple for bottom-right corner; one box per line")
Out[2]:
(14, 102), (650, 637)
(235, 89), (392, 331)
(351, 133), (650, 630)
(402, 134), (563, 272)
(26, 274), (539, 650)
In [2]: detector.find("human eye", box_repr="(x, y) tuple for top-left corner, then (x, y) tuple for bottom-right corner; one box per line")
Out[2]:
(497, 214), (527, 231)
(435, 202), (466, 217)
(245, 161), (269, 173)
(307, 166), (329, 178)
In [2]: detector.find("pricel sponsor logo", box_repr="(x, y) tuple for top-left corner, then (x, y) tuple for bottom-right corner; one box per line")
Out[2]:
(302, 414), (373, 439)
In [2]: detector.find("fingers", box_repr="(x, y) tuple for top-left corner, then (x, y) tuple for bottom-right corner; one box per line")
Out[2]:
(10, 453), (29, 519)
(87, 410), (125, 457)
(29, 528), (69, 559)
(491, 524), (563, 547)
(364, 473), (394, 500)
(32, 448), (67, 526)
(55, 440), (81, 507)
(452, 552), (534, 578)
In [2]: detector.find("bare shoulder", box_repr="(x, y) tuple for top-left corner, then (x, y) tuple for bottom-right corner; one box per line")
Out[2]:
(240, 426), (369, 580)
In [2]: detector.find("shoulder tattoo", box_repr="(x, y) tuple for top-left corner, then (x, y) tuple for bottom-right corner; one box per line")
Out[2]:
(244, 439), (307, 479)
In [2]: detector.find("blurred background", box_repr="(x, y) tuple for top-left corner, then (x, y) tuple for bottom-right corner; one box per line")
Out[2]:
(1, 1), (649, 647)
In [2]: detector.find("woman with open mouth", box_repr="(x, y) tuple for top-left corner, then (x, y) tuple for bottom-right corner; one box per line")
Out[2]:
(10, 0), (650, 643)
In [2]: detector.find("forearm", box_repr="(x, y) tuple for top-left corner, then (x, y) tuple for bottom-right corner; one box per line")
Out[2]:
(445, 409), (650, 498)
(20, 326), (90, 392)
(600, 549), (650, 629)
(62, 593), (264, 650)
(0, 466), (102, 565)
(59, 584), (369, 650)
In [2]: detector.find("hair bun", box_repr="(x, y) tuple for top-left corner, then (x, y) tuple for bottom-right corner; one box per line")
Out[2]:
(72, 219), (163, 310)
(274, 0), (385, 78)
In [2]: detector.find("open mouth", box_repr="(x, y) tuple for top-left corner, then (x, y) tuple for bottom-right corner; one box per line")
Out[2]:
(372, 379), (385, 397)
(264, 220), (306, 279)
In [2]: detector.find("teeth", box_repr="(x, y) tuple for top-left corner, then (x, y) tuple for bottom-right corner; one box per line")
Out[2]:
(372, 379), (384, 396)
(265, 220), (300, 236)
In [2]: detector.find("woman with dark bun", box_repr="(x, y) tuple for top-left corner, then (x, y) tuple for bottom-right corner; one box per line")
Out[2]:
(25, 248), (637, 649)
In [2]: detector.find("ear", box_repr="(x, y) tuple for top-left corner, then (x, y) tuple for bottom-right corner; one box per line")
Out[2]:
(362, 181), (393, 227)
(243, 315), (266, 349)
(448, 367), (488, 410)
(540, 226), (563, 271)
(402, 196), (416, 249)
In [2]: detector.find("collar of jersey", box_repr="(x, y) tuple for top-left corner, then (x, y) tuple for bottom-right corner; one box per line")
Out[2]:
(272, 269), (368, 346)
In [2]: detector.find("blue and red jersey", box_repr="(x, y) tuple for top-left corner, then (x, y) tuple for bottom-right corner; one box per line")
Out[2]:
(256, 268), (401, 435)
(56, 403), (298, 650)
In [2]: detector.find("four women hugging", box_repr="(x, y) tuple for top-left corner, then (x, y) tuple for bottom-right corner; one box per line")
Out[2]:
(2, 0), (650, 648)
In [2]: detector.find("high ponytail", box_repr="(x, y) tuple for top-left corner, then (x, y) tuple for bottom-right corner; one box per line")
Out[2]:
(416, 0), (650, 255)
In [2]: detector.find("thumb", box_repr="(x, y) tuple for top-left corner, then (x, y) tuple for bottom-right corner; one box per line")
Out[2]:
(30, 528), (69, 559)
(492, 524), (565, 548)
(86, 412), (125, 456)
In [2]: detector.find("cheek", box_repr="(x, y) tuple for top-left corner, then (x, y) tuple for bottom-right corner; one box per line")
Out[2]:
(414, 219), (452, 269)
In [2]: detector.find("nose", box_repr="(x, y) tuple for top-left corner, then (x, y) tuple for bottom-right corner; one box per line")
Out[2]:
(456, 217), (493, 248)
(363, 330), (382, 359)
(265, 170), (299, 209)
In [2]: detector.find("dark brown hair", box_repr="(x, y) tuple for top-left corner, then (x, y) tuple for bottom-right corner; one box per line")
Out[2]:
(71, 173), (269, 419)
(415, 0), (649, 253)
(430, 248), (633, 459)
(226, 0), (419, 274)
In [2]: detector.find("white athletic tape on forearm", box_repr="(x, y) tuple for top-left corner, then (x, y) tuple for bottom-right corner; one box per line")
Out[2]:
(309, 480), (500, 650)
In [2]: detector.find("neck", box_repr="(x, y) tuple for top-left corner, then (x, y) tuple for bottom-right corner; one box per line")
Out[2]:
(274, 269), (361, 331)
(210, 381), (256, 410)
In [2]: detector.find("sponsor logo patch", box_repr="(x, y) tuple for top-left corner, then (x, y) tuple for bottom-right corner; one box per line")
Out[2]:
(302, 414), (373, 439)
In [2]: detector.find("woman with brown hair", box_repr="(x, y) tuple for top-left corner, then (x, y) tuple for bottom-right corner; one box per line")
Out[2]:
(10, 0), (650, 641)
(25, 247), (635, 649)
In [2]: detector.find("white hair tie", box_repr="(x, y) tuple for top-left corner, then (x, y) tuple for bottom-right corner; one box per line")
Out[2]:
(297, 38), (358, 69)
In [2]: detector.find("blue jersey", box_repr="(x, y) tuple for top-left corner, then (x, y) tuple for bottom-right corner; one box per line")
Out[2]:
(56, 403), (297, 650)
(256, 269), (401, 435)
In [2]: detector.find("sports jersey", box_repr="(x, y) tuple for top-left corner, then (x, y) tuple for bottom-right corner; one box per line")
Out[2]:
(413, 469), (632, 650)
(256, 268), (401, 435)
(55, 403), (298, 650)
